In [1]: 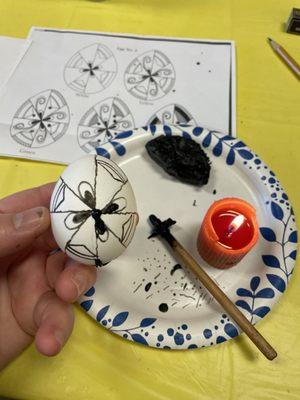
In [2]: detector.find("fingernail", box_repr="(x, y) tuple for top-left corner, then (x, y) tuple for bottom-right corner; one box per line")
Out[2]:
(65, 259), (86, 296)
(71, 273), (86, 297)
(53, 330), (64, 348)
(13, 207), (46, 231)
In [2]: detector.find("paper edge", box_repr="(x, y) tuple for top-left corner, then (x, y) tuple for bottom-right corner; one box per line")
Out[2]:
(0, 38), (32, 96)
(230, 42), (237, 137)
(29, 26), (235, 46)
(0, 150), (69, 166)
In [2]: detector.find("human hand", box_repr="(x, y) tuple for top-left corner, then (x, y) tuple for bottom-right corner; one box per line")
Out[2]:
(0, 183), (97, 370)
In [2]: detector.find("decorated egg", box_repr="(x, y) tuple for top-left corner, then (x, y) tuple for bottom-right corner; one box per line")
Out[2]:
(50, 155), (138, 266)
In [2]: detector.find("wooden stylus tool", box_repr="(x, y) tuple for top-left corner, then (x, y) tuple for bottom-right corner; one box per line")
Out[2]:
(148, 214), (277, 361)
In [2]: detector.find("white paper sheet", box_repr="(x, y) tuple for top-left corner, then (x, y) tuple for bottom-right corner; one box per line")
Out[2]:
(0, 27), (236, 165)
(0, 36), (30, 91)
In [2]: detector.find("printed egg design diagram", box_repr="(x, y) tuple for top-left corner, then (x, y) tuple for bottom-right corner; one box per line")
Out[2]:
(50, 155), (138, 266)
(10, 89), (70, 148)
(124, 50), (176, 101)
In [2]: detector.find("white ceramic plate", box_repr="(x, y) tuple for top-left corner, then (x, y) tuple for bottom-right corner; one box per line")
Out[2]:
(78, 125), (297, 350)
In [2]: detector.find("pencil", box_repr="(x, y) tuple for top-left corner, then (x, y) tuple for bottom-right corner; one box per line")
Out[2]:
(268, 37), (300, 78)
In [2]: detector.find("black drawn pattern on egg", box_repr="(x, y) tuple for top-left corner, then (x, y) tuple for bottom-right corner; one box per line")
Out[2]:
(51, 156), (138, 266)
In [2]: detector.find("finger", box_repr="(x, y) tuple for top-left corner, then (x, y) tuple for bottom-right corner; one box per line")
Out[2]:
(8, 250), (50, 335)
(34, 291), (74, 357)
(5, 227), (58, 269)
(55, 259), (97, 303)
(34, 226), (58, 253)
(0, 207), (50, 258)
(46, 251), (68, 289)
(0, 182), (55, 214)
(0, 275), (33, 370)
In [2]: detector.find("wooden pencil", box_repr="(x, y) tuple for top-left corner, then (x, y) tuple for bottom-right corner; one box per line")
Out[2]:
(268, 37), (300, 78)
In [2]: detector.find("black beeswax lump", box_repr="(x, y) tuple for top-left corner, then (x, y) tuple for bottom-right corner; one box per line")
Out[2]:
(145, 135), (211, 186)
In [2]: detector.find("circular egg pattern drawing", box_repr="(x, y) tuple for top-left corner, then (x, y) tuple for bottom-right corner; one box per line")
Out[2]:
(124, 50), (176, 101)
(10, 89), (70, 148)
(50, 155), (138, 266)
(64, 43), (117, 95)
(147, 103), (197, 133)
(77, 97), (135, 153)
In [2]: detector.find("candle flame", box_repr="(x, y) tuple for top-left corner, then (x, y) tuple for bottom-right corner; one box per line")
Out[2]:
(227, 214), (245, 235)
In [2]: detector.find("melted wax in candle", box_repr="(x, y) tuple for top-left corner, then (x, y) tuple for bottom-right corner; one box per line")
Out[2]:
(211, 210), (254, 250)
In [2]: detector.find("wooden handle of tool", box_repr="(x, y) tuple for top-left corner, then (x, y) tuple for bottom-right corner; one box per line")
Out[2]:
(173, 240), (277, 360)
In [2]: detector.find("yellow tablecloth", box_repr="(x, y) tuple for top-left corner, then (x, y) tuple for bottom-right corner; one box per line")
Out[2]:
(0, 1), (299, 399)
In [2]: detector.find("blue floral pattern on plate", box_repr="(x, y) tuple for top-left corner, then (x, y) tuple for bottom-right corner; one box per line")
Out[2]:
(77, 124), (297, 350)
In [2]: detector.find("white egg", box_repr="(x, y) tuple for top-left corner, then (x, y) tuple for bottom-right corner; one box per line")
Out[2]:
(50, 155), (138, 266)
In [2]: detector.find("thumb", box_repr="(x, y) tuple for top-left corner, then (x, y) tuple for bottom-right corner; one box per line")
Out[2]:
(0, 207), (51, 258)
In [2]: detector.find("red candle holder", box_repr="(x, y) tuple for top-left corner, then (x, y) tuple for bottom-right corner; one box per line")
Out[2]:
(197, 198), (259, 269)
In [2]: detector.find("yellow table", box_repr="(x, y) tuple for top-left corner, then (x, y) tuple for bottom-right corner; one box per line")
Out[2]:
(0, 1), (299, 399)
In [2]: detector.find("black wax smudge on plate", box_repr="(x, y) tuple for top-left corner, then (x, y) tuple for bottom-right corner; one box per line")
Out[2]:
(170, 264), (182, 275)
(159, 303), (169, 312)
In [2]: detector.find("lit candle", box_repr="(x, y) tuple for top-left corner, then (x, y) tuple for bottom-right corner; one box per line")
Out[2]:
(197, 198), (259, 269)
